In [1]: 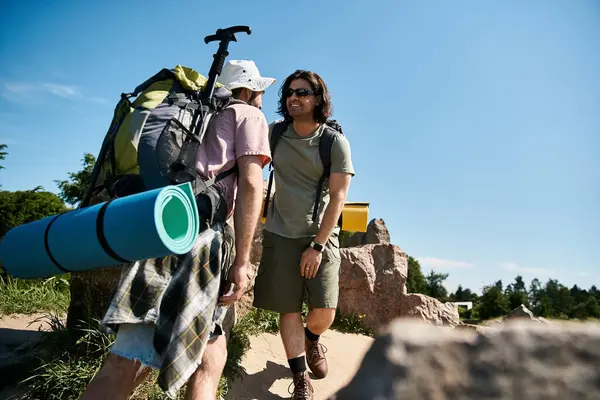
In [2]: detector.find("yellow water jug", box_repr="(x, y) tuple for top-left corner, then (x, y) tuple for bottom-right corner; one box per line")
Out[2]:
(259, 200), (369, 233)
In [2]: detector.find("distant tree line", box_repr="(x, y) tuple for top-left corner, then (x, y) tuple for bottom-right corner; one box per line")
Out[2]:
(406, 256), (600, 321)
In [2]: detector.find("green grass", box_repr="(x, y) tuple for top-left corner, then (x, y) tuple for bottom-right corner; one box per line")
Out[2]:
(9, 308), (280, 400)
(0, 274), (71, 315)
(331, 312), (374, 337)
(12, 313), (188, 400)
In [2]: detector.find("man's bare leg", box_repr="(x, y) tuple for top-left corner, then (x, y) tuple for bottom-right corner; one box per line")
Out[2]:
(280, 312), (314, 397)
(304, 308), (336, 379)
(305, 308), (336, 336)
(280, 312), (305, 360)
(184, 334), (228, 400)
(80, 353), (152, 400)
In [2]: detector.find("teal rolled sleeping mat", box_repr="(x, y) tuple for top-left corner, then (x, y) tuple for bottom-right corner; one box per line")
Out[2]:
(0, 182), (199, 279)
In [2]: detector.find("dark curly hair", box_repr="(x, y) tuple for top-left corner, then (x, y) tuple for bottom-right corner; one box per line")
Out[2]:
(276, 70), (333, 123)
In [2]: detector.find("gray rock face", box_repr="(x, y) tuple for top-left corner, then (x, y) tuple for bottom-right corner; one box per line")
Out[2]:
(399, 293), (460, 327)
(344, 218), (391, 247)
(338, 244), (408, 332)
(330, 319), (600, 400)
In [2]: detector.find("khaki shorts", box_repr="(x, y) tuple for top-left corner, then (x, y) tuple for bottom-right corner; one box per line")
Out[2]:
(253, 230), (341, 313)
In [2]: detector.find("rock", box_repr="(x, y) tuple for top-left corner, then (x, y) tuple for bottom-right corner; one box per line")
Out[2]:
(330, 319), (600, 400)
(454, 323), (494, 334)
(399, 293), (460, 327)
(0, 328), (48, 391)
(222, 304), (236, 338)
(364, 218), (391, 244)
(344, 218), (390, 247)
(485, 319), (504, 327)
(236, 263), (259, 320)
(504, 304), (536, 321)
(249, 220), (264, 266)
(338, 243), (408, 332)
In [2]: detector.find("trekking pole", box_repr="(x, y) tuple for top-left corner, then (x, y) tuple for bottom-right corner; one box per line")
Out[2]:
(202, 25), (251, 101)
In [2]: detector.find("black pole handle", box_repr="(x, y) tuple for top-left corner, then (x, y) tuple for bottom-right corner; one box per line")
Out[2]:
(204, 25), (251, 44)
(202, 26), (252, 100)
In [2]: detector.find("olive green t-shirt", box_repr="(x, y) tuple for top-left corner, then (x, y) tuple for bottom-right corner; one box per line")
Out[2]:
(264, 121), (355, 239)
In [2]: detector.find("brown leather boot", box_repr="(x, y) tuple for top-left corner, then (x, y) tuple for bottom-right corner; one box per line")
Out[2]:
(289, 371), (314, 399)
(305, 337), (329, 379)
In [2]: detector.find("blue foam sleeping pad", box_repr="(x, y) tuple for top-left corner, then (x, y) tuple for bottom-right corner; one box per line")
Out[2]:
(0, 182), (200, 279)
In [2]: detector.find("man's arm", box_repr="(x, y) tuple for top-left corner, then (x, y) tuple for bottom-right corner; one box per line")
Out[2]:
(314, 172), (352, 245)
(233, 154), (266, 267)
(300, 171), (352, 279)
(315, 134), (354, 245)
(219, 154), (266, 305)
(300, 134), (354, 279)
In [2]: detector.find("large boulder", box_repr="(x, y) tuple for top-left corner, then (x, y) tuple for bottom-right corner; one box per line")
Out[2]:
(399, 293), (459, 326)
(330, 319), (600, 399)
(344, 218), (390, 247)
(338, 243), (408, 332)
(339, 244), (459, 332)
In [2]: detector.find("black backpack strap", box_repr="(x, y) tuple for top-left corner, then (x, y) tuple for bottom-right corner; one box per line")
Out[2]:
(262, 120), (343, 223)
(269, 121), (289, 163)
(313, 125), (340, 221)
(262, 121), (289, 219)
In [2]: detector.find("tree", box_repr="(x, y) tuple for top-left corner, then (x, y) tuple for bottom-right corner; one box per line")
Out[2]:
(424, 269), (449, 301)
(585, 297), (600, 319)
(406, 256), (427, 294)
(528, 278), (544, 314)
(477, 280), (510, 320)
(450, 285), (477, 302)
(339, 230), (356, 248)
(0, 187), (67, 239)
(0, 188), (67, 279)
(0, 144), (7, 170)
(55, 153), (96, 207)
(544, 279), (574, 319)
(505, 275), (529, 310)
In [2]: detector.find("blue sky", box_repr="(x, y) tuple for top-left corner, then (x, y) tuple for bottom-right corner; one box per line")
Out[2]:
(1, 0), (598, 294)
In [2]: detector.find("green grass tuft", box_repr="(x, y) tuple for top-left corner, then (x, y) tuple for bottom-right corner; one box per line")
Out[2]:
(331, 311), (374, 337)
(0, 274), (71, 315)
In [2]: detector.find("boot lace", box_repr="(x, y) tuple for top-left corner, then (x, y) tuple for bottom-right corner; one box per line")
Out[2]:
(288, 373), (310, 399)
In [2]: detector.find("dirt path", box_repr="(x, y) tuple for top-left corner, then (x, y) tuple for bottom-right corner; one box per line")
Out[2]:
(0, 312), (61, 331)
(225, 330), (373, 400)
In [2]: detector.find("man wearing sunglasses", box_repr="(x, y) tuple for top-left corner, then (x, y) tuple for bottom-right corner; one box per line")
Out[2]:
(253, 70), (354, 399)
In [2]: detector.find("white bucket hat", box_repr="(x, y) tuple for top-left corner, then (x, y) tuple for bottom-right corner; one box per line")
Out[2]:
(217, 60), (276, 92)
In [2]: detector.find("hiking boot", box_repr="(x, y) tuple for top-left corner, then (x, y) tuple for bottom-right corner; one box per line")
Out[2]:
(305, 337), (328, 379)
(288, 371), (314, 399)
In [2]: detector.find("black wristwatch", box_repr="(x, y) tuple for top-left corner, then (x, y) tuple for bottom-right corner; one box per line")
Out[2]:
(309, 240), (324, 253)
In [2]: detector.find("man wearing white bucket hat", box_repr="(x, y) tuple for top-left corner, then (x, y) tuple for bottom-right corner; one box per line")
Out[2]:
(81, 60), (275, 400)
(217, 59), (276, 110)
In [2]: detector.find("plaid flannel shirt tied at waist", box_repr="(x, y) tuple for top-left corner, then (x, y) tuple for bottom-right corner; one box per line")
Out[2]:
(101, 220), (235, 398)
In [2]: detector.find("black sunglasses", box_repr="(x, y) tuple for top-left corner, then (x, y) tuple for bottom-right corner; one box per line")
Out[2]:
(283, 87), (316, 97)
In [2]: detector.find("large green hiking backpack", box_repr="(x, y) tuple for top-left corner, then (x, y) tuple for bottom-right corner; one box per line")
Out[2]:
(82, 26), (252, 223)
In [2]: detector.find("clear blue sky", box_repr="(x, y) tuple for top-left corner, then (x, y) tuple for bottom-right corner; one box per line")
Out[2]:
(1, 0), (598, 294)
